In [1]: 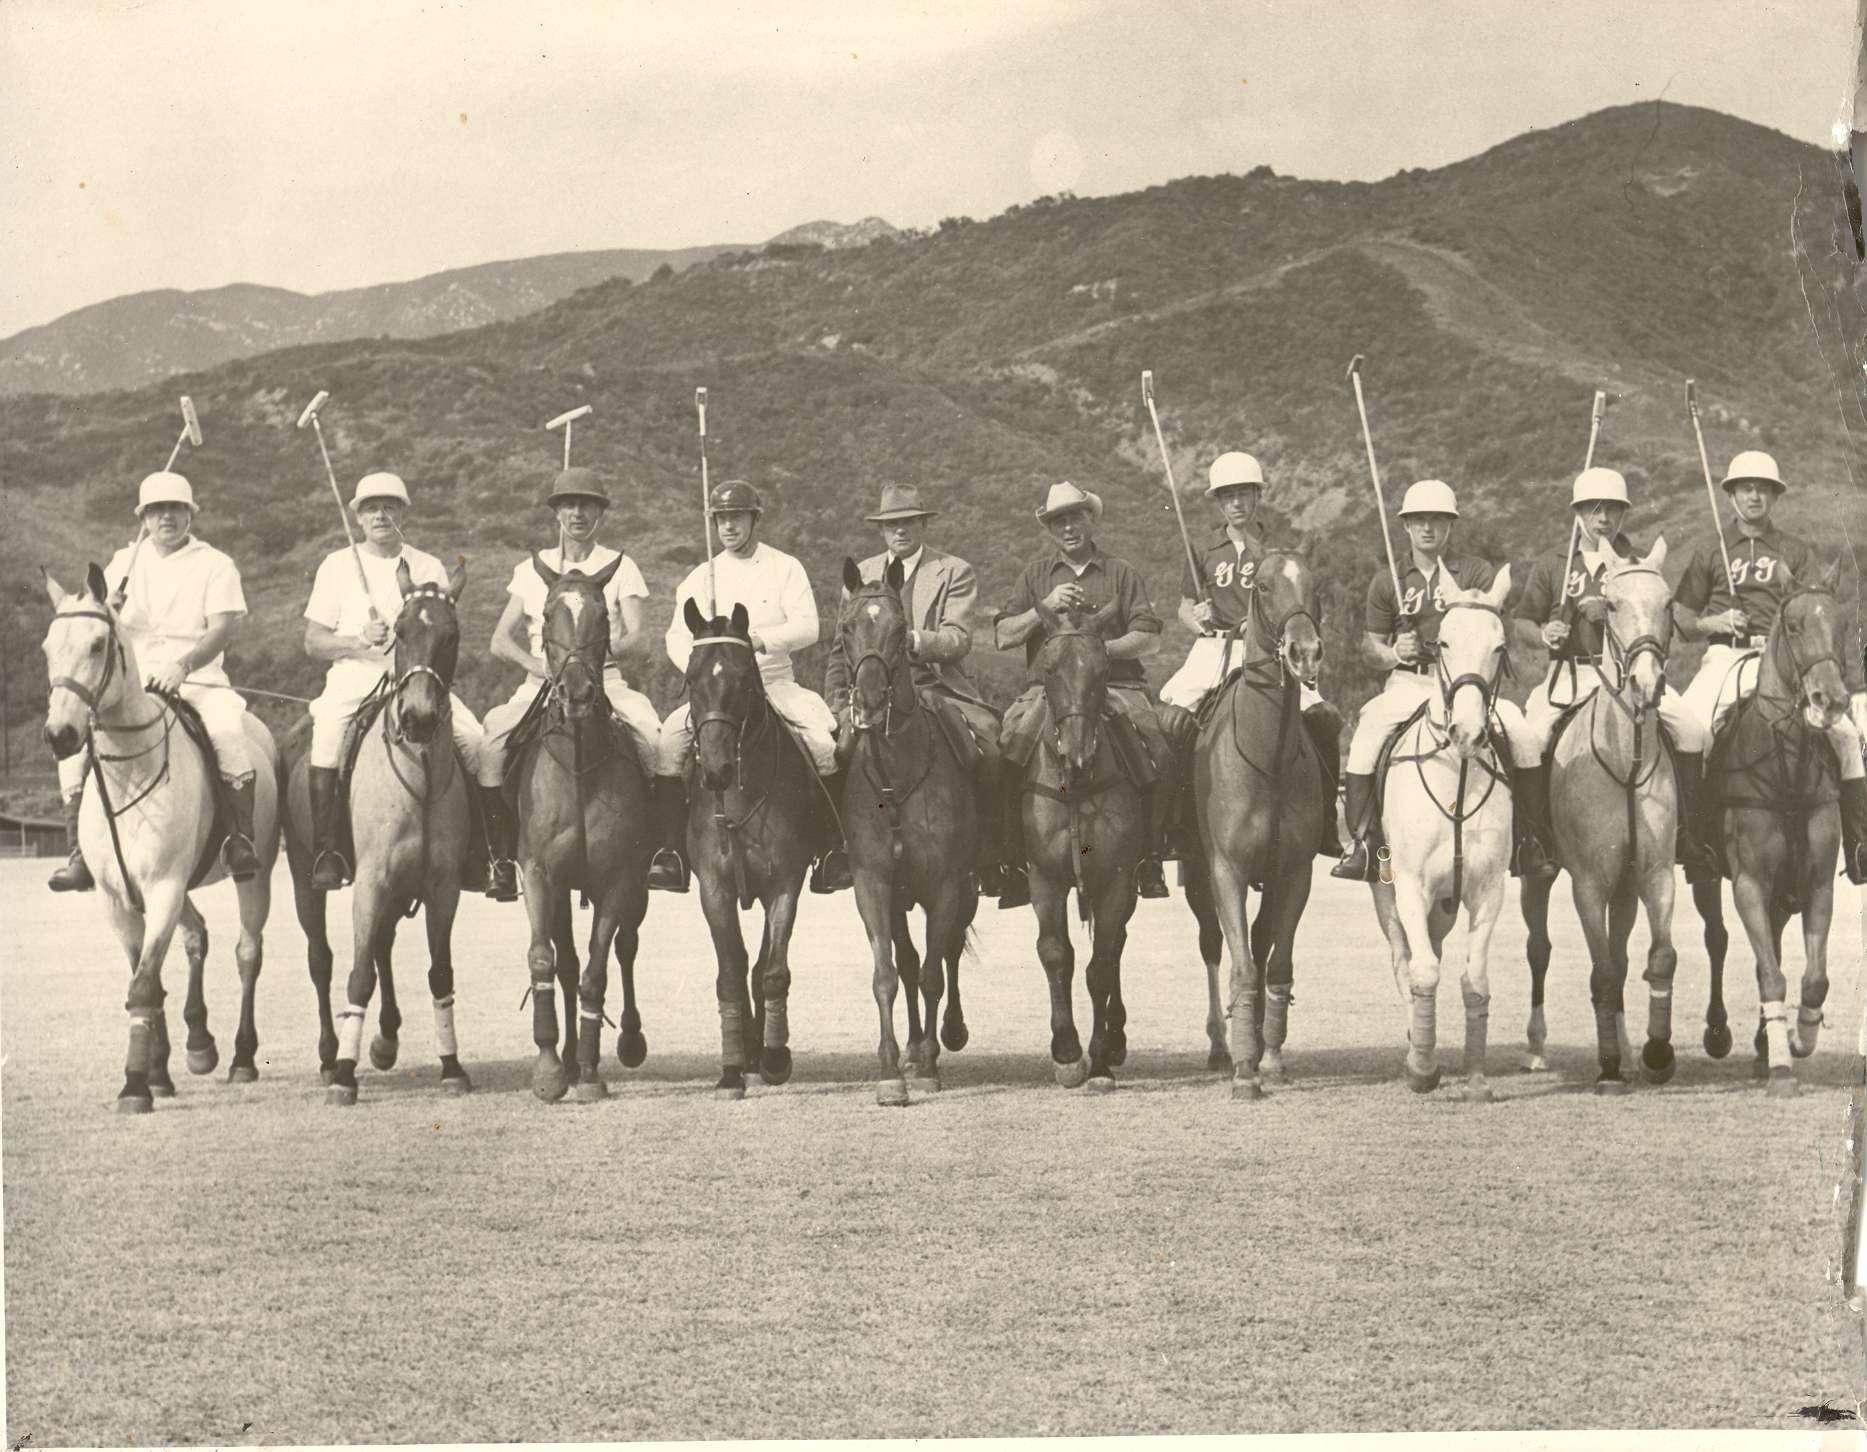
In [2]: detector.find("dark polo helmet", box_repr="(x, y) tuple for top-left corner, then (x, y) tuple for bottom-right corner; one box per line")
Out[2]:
(545, 467), (610, 508)
(707, 479), (764, 515)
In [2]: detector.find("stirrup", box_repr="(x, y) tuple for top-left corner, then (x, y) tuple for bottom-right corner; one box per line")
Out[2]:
(1331, 840), (1374, 882)
(221, 834), (259, 881)
(311, 849), (353, 891)
(648, 848), (690, 893)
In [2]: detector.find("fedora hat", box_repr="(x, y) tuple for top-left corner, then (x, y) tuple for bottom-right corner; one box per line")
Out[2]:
(865, 483), (936, 523)
(1034, 480), (1103, 523)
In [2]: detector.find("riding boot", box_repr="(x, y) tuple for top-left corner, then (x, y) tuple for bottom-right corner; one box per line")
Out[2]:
(308, 765), (352, 892)
(998, 755), (1031, 909)
(647, 775), (691, 893)
(47, 789), (94, 893)
(809, 768), (854, 894)
(1302, 701), (1346, 857)
(220, 777), (261, 882)
(1134, 782), (1172, 899)
(1330, 772), (1383, 882)
(1510, 764), (1558, 881)
(1840, 778), (1867, 885)
(1673, 751), (1721, 886)
(479, 784), (519, 902)
(971, 764), (1006, 897)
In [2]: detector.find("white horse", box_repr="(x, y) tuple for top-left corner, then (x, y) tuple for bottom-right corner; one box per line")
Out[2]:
(41, 565), (281, 1112)
(1369, 568), (1514, 1102)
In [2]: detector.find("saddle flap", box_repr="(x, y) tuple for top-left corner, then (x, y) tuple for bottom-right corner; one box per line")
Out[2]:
(151, 686), (228, 890)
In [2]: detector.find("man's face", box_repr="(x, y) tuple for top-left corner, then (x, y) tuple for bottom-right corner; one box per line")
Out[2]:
(1044, 506), (1095, 556)
(713, 509), (758, 553)
(1403, 512), (1454, 556)
(355, 498), (404, 547)
(1575, 500), (1627, 544)
(139, 502), (193, 548)
(555, 497), (605, 544)
(1214, 486), (1260, 531)
(878, 515), (928, 560)
(1728, 480), (1775, 525)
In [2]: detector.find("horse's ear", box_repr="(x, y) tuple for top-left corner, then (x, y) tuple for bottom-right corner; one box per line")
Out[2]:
(447, 555), (468, 603)
(884, 555), (905, 592)
(586, 554), (622, 591)
(841, 556), (863, 594)
(1485, 563), (1512, 608)
(730, 602), (750, 639)
(532, 550), (560, 588)
(683, 597), (707, 635)
(85, 562), (108, 603)
(396, 558), (415, 598)
(1643, 536), (1667, 572)
(43, 567), (68, 609)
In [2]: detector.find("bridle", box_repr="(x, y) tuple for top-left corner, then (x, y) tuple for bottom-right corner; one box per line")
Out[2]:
(543, 590), (609, 724)
(1433, 600), (1508, 733)
(1768, 586), (1847, 716)
(1594, 566), (1672, 711)
(48, 608), (152, 728)
(689, 633), (768, 791)
(1038, 627), (1106, 774)
(385, 585), (457, 748)
(842, 591), (916, 737)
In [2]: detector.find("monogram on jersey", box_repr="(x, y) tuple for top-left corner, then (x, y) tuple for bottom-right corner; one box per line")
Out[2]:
(1728, 557), (1778, 586)
(1564, 570), (1587, 599)
(1212, 559), (1256, 590)
(1399, 583), (1448, 616)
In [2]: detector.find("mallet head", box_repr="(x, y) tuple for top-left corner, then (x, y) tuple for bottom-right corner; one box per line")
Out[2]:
(179, 395), (202, 446)
(545, 404), (592, 432)
(1685, 378), (1699, 415)
(1141, 369), (1155, 405)
(297, 390), (330, 430)
(1345, 353), (1365, 382)
(695, 386), (708, 433)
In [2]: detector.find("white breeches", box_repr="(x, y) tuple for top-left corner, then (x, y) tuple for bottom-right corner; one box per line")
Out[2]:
(478, 675), (663, 785)
(309, 677), (484, 770)
(657, 679), (839, 776)
(1680, 645), (1864, 781)
(1160, 636), (1321, 712)
(1345, 669), (1538, 774)
(57, 679), (254, 795)
(1518, 661), (1705, 763)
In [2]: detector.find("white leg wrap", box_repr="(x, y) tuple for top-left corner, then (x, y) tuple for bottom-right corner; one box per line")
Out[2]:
(432, 995), (458, 1057)
(1762, 1002), (1790, 1066)
(337, 1005), (367, 1063)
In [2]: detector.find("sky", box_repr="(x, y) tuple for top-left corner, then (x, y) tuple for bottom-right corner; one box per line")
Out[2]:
(0, 0), (1858, 339)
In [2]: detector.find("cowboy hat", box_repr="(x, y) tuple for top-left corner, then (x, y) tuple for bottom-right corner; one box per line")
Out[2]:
(1034, 480), (1103, 523)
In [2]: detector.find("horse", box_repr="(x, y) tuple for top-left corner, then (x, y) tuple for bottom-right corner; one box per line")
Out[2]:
(836, 556), (979, 1106)
(1021, 601), (1147, 1091)
(1369, 567), (1515, 1102)
(1520, 542), (1681, 1092)
(514, 553), (654, 1104)
(1691, 572), (1852, 1097)
(41, 564), (282, 1112)
(1185, 549), (1330, 1099)
(283, 559), (474, 1106)
(681, 598), (820, 1101)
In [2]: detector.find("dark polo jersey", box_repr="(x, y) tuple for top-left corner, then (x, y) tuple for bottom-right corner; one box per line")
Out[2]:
(1364, 553), (1497, 653)
(1515, 531), (1640, 661)
(998, 545), (1161, 685)
(1180, 528), (1262, 632)
(1675, 526), (1822, 635)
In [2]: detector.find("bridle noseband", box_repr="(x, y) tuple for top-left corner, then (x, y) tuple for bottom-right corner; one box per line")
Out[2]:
(1771, 587), (1847, 711)
(1434, 600), (1507, 728)
(842, 591), (915, 736)
(544, 590), (610, 723)
(387, 586), (458, 746)
(48, 607), (129, 718)
(689, 634), (766, 788)
(1596, 566), (1672, 710)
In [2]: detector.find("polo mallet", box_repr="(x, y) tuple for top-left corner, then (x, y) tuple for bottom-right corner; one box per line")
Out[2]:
(296, 389), (380, 624)
(696, 386), (717, 614)
(1346, 355), (1405, 619)
(1685, 379), (1736, 599)
(1556, 388), (1610, 623)
(116, 395), (204, 607)
(546, 403), (594, 558)
(1140, 370), (1206, 606)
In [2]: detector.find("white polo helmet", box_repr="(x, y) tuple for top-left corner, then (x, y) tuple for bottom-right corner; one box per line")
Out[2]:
(1206, 451), (1265, 495)
(1722, 450), (1785, 492)
(135, 470), (196, 514)
(1570, 466), (1630, 507)
(352, 471), (411, 508)
(1397, 479), (1458, 517)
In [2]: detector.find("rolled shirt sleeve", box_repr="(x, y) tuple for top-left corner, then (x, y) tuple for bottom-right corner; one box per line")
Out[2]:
(1365, 569), (1399, 639)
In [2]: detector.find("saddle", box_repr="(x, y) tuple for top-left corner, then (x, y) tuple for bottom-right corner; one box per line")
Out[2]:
(1003, 693), (1157, 793)
(147, 687), (231, 891)
(1368, 700), (1518, 813)
(503, 680), (636, 800)
(334, 679), (487, 888)
(926, 691), (986, 774)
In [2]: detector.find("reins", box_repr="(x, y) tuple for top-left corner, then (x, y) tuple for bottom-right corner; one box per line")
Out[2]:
(842, 596), (941, 878)
(688, 634), (782, 908)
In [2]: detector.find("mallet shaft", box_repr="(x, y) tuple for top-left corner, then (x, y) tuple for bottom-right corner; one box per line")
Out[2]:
(310, 413), (380, 623)
(696, 387), (715, 614)
(1347, 360), (1405, 617)
(1140, 370), (1206, 606)
(1685, 380), (1736, 595)
(1557, 389), (1610, 623)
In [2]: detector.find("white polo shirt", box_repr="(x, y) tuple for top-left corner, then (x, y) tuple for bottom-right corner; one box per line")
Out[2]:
(665, 543), (820, 686)
(507, 545), (649, 672)
(105, 535), (246, 683)
(305, 545), (450, 695)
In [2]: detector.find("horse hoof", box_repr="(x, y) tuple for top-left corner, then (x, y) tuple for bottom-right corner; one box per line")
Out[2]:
(1105, 1039), (1128, 1069)
(1767, 1068), (1799, 1099)
(319, 1064), (337, 1087)
(325, 1083), (358, 1107)
(574, 1077), (609, 1104)
(1520, 1053), (1549, 1074)
(1594, 1075), (1631, 1096)
(532, 1067), (568, 1103)
(715, 1080), (747, 1102)
(1084, 1074), (1117, 1095)
(1463, 1081), (1495, 1104)
(440, 1073), (472, 1096)
(1642, 1041), (1676, 1085)
(759, 1047), (793, 1086)
(909, 1073), (941, 1096)
(1231, 1076), (1264, 1102)
(1405, 1065), (1442, 1095)
(1261, 1059), (1290, 1088)
(227, 1063), (258, 1085)
(941, 1020), (970, 1053)
(115, 1093), (154, 1115)
(187, 1045), (219, 1076)
(1207, 1046), (1233, 1072)
(369, 1035), (399, 1072)
(618, 1031), (649, 1069)
(148, 1079), (176, 1098)
(877, 1080), (910, 1108)
(1703, 1022), (1733, 1060)
(1055, 1056), (1090, 1089)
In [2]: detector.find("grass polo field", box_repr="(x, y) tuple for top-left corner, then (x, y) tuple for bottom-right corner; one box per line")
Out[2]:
(3, 854), (1862, 1441)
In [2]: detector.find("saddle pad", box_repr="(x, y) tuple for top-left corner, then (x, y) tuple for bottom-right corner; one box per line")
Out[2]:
(151, 687), (230, 890)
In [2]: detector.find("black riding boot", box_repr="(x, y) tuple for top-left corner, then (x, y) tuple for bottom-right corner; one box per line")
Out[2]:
(1331, 772), (1383, 882)
(809, 768), (854, 893)
(47, 789), (93, 893)
(1673, 751), (1721, 886)
(971, 763), (1006, 897)
(1135, 782), (1172, 899)
(1302, 702), (1345, 857)
(1510, 764), (1558, 881)
(1840, 778), (1867, 885)
(308, 765), (352, 892)
(647, 775), (690, 893)
(999, 755), (1030, 909)
(220, 777), (260, 882)
(480, 785), (519, 902)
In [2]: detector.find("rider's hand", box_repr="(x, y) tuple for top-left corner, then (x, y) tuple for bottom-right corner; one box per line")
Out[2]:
(144, 660), (184, 694)
(1394, 629), (1424, 664)
(748, 632), (768, 654)
(1575, 596), (1607, 624)
(361, 617), (391, 648)
(1541, 619), (1570, 650)
(1723, 608), (1750, 637)
(1190, 599), (1216, 632)
(1043, 582), (1084, 613)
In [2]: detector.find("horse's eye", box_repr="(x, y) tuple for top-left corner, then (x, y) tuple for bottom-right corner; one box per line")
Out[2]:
(88, 640), (102, 654)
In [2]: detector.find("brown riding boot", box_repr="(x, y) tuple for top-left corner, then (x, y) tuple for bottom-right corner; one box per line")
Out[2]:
(479, 784), (519, 902)
(1302, 702), (1346, 857)
(308, 765), (352, 892)
(47, 789), (94, 893)
(647, 775), (691, 892)
(1331, 772), (1383, 882)
(1841, 777), (1867, 885)
(1673, 751), (1721, 886)
(998, 755), (1031, 909)
(1510, 765), (1558, 881)
(220, 777), (260, 882)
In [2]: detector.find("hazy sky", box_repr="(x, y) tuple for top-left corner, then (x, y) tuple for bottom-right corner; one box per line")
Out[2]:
(0, 0), (1856, 338)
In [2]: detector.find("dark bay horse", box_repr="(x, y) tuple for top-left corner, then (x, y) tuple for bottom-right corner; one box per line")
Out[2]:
(1190, 550), (1329, 1101)
(1022, 601), (1145, 1091)
(1694, 574), (1851, 1097)
(837, 556), (978, 1106)
(1523, 543), (1682, 1093)
(284, 560), (473, 1105)
(515, 553), (654, 1103)
(682, 598), (818, 1100)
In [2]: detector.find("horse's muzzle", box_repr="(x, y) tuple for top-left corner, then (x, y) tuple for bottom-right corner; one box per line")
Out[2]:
(43, 722), (81, 759)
